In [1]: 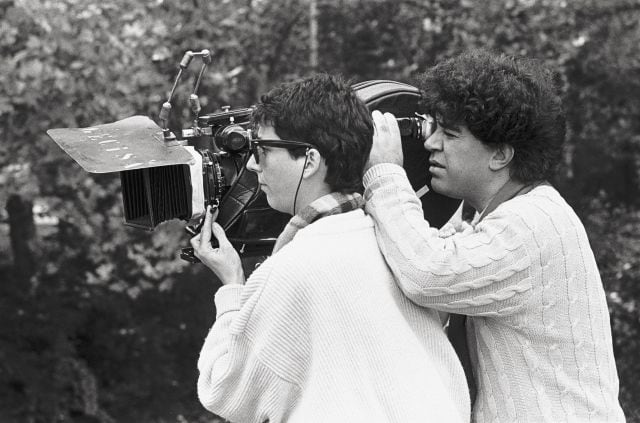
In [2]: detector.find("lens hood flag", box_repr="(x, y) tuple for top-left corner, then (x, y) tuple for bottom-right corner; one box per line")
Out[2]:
(46, 115), (195, 174)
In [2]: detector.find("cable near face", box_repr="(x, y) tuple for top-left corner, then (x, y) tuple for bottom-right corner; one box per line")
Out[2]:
(293, 148), (310, 215)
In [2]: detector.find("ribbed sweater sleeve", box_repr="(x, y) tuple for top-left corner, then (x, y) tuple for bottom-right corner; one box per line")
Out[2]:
(197, 261), (308, 423)
(364, 163), (533, 316)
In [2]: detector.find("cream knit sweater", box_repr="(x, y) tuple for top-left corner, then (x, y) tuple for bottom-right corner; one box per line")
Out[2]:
(363, 164), (625, 423)
(197, 209), (470, 423)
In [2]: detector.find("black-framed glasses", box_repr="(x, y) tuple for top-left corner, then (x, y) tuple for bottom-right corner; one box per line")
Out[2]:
(249, 139), (315, 164)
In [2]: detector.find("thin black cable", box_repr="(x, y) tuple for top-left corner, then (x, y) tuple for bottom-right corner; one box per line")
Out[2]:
(293, 148), (310, 215)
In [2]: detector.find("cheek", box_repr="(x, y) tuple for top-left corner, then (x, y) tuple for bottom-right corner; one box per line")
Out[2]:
(263, 166), (291, 194)
(263, 166), (283, 184)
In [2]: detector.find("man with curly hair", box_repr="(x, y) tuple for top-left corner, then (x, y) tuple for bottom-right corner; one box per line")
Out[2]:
(191, 74), (470, 422)
(364, 50), (625, 422)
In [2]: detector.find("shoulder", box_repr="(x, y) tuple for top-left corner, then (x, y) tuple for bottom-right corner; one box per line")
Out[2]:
(482, 184), (590, 255)
(470, 185), (572, 249)
(298, 209), (373, 237)
(285, 209), (377, 256)
(490, 184), (577, 226)
(296, 209), (380, 255)
(243, 238), (336, 302)
(249, 209), (388, 294)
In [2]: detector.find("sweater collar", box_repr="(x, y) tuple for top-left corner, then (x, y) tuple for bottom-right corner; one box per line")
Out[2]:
(272, 192), (365, 254)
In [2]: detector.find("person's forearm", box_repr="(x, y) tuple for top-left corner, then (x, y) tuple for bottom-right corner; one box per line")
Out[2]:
(197, 269), (303, 421)
(364, 164), (532, 316)
(197, 284), (244, 411)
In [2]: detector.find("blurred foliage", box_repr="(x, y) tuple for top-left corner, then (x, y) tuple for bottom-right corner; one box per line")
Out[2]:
(1, 0), (639, 421)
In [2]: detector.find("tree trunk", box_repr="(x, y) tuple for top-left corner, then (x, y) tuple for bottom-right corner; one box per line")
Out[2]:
(6, 194), (37, 285)
(309, 0), (318, 70)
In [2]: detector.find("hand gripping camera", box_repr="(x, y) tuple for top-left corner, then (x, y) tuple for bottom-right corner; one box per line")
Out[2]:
(47, 51), (460, 262)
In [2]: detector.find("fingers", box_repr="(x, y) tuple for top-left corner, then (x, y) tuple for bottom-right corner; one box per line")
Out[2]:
(211, 221), (231, 249)
(372, 110), (400, 139)
(384, 111), (401, 140)
(190, 204), (220, 253)
(189, 234), (200, 249)
(372, 110), (389, 136)
(187, 207), (244, 285)
(372, 109), (385, 131)
(199, 205), (213, 249)
(368, 110), (403, 168)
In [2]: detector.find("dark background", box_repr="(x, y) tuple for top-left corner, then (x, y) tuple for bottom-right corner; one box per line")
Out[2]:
(1, 0), (639, 421)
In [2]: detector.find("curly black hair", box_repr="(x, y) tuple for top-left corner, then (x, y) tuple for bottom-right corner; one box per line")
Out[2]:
(417, 49), (566, 183)
(251, 73), (373, 193)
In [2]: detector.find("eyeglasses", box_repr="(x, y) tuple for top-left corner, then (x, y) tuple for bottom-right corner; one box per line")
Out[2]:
(250, 138), (315, 164)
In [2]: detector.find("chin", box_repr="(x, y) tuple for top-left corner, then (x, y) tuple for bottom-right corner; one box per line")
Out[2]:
(429, 179), (447, 195)
(266, 198), (290, 215)
(430, 181), (459, 200)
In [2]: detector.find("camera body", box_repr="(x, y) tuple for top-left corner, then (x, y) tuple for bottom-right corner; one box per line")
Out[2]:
(118, 107), (260, 232)
(47, 57), (460, 260)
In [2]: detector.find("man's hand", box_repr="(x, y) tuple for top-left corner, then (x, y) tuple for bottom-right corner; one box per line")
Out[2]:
(190, 206), (245, 286)
(365, 110), (403, 171)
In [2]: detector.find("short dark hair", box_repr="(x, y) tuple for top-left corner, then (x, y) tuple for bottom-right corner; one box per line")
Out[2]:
(417, 49), (566, 183)
(251, 73), (373, 193)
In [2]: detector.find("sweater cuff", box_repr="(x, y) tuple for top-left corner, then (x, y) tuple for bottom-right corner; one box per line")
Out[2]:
(363, 163), (407, 188)
(214, 284), (244, 319)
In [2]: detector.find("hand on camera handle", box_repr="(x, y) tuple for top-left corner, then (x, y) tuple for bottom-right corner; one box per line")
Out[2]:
(189, 205), (246, 286)
(366, 110), (403, 171)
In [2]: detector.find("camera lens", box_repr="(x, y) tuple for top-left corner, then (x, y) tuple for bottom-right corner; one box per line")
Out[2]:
(396, 116), (435, 142)
(397, 118), (414, 136)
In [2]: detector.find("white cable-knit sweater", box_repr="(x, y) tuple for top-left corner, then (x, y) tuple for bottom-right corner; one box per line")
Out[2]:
(363, 164), (625, 423)
(197, 209), (470, 423)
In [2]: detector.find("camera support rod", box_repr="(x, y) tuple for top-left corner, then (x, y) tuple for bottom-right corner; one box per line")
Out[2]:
(159, 49), (211, 141)
(189, 50), (212, 125)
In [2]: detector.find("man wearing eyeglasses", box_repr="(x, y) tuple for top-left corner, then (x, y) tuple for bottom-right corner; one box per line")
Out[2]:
(190, 74), (470, 422)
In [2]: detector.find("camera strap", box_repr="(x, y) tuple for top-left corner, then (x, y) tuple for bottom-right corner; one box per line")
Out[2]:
(477, 178), (540, 223)
(215, 153), (261, 231)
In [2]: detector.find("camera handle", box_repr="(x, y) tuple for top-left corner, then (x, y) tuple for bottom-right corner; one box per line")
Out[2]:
(180, 202), (220, 263)
(179, 151), (261, 264)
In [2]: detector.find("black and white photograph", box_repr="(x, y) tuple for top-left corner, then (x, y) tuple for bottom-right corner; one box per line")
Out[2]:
(1, 0), (638, 421)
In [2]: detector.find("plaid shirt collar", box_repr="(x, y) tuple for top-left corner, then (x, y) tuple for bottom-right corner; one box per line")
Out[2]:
(272, 192), (365, 254)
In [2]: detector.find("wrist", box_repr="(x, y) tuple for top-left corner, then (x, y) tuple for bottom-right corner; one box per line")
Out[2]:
(221, 266), (245, 286)
(363, 163), (406, 187)
(214, 284), (243, 318)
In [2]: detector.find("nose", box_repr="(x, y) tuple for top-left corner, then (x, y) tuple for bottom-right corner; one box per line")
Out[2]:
(246, 152), (260, 173)
(424, 131), (442, 152)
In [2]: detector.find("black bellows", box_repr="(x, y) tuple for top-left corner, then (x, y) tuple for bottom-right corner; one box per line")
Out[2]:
(120, 165), (192, 230)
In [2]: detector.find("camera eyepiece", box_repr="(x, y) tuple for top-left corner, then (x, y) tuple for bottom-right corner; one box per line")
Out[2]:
(215, 125), (251, 153)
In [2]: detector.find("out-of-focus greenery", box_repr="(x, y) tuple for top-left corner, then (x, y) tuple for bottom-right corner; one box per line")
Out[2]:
(1, 0), (639, 421)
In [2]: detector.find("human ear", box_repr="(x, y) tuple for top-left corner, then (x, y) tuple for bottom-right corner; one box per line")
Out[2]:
(489, 144), (514, 171)
(301, 148), (324, 179)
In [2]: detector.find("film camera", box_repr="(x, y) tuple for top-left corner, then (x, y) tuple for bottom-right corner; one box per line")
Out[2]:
(47, 51), (460, 261)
